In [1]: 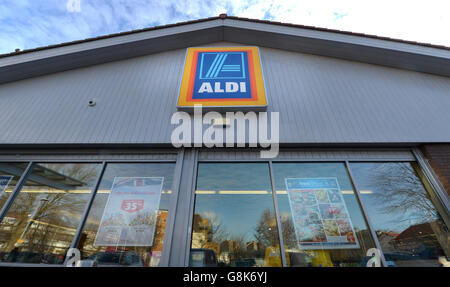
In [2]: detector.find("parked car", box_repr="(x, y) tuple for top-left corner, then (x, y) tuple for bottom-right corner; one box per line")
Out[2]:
(87, 251), (143, 267)
(189, 248), (218, 267)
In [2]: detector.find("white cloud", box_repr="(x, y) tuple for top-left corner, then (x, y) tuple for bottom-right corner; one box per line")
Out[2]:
(256, 0), (450, 46)
(0, 0), (449, 54)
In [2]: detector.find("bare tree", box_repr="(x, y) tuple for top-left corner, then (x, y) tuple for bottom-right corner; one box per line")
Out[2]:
(0, 163), (99, 260)
(369, 163), (438, 223)
(254, 209), (279, 247)
(192, 213), (228, 248)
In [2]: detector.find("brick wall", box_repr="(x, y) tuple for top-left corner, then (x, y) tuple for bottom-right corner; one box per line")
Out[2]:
(421, 144), (450, 196)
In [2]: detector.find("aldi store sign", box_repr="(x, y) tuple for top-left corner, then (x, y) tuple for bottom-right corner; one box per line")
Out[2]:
(177, 46), (267, 111)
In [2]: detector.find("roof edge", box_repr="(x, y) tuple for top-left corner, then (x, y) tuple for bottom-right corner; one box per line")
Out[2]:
(1, 14), (449, 59)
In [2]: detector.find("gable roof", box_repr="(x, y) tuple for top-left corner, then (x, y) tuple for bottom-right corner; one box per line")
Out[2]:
(2, 14), (450, 59)
(1, 14), (449, 84)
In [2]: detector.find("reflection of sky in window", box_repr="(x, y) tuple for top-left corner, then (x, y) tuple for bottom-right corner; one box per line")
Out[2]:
(5, 163), (102, 229)
(273, 163), (367, 231)
(349, 162), (439, 233)
(195, 163), (275, 242)
(195, 195), (275, 242)
(194, 162), (372, 243)
(0, 163), (27, 205)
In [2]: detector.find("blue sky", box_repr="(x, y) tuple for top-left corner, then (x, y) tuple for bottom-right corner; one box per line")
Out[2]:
(1, 0), (449, 55)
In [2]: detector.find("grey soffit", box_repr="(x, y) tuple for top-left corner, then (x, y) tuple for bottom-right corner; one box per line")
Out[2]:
(0, 149), (178, 161)
(1, 18), (450, 85)
(198, 148), (416, 161)
(0, 148), (415, 161)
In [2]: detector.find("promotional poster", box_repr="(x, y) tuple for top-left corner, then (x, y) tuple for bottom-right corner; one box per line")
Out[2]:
(285, 178), (360, 250)
(94, 177), (164, 247)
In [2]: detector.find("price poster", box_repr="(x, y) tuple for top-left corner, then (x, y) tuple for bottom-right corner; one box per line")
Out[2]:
(94, 177), (164, 247)
(285, 178), (359, 250)
(0, 175), (13, 193)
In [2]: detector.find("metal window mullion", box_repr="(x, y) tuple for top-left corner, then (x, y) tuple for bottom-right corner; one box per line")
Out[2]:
(69, 161), (107, 250)
(344, 161), (388, 267)
(0, 161), (34, 223)
(160, 149), (185, 267)
(412, 148), (450, 214)
(268, 161), (287, 267)
(183, 149), (199, 266)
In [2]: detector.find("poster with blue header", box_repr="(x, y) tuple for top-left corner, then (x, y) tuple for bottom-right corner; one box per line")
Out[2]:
(285, 178), (359, 250)
(94, 177), (163, 247)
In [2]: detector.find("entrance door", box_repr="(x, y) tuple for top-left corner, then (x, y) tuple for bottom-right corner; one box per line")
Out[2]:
(190, 163), (283, 267)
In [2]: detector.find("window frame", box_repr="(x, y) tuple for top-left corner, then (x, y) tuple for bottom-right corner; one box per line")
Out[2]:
(0, 151), (182, 267)
(0, 148), (448, 267)
(185, 149), (450, 267)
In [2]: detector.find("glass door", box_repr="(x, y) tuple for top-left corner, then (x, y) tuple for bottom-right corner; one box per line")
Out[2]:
(189, 163), (283, 267)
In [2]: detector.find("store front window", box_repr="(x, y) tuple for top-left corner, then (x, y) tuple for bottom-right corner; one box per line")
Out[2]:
(0, 163), (102, 264)
(272, 163), (377, 267)
(349, 162), (450, 267)
(190, 163), (283, 267)
(0, 156), (448, 268)
(76, 163), (175, 267)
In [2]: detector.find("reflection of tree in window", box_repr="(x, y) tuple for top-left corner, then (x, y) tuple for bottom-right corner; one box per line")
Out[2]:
(192, 213), (228, 251)
(254, 209), (296, 250)
(76, 163), (175, 267)
(0, 163), (99, 264)
(369, 163), (437, 223)
(192, 209), (285, 267)
(351, 162), (449, 266)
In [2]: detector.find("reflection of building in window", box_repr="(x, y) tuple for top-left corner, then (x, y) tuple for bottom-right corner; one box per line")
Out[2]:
(192, 214), (212, 244)
(218, 239), (240, 263)
(77, 209), (168, 267)
(219, 239), (236, 252)
(191, 214), (220, 256)
(152, 210), (168, 252)
(376, 231), (400, 252)
(0, 214), (75, 264)
(246, 240), (263, 251)
(391, 221), (449, 258)
(0, 163), (100, 264)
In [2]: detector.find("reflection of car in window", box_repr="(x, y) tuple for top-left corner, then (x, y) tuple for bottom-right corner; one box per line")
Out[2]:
(87, 251), (143, 267)
(15, 252), (42, 263)
(189, 249), (218, 267)
(230, 258), (256, 267)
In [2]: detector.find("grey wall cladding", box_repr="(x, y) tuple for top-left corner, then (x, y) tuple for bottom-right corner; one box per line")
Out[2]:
(0, 42), (449, 145)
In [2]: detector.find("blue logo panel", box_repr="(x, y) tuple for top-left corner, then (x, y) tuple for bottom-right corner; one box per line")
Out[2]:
(192, 51), (252, 99)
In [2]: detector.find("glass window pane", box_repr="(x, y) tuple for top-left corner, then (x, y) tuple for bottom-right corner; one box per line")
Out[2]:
(0, 163), (28, 211)
(190, 163), (282, 267)
(273, 163), (377, 267)
(349, 162), (450, 267)
(0, 163), (102, 264)
(77, 163), (175, 267)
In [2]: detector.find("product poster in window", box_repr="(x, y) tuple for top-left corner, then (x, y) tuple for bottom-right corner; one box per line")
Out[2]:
(285, 178), (360, 250)
(94, 177), (163, 247)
